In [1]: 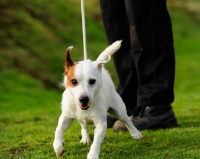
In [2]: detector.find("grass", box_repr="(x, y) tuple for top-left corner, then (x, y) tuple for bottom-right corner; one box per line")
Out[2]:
(1, 1), (200, 159)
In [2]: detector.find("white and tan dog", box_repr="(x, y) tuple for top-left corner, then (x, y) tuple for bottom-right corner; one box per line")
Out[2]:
(53, 41), (142, 159)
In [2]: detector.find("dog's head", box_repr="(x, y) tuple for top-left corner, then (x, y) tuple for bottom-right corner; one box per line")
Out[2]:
(63, 47), (109, 110)
(63, 41), (122, 110)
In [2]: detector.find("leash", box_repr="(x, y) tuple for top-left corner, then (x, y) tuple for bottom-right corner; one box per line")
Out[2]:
(81, 0), (87, 60)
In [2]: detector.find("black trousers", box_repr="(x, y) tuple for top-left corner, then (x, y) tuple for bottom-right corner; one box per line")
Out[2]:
(100, 0), (175, 115)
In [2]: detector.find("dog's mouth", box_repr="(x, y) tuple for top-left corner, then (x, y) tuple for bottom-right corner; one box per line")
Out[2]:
(79, 103), (90, 110)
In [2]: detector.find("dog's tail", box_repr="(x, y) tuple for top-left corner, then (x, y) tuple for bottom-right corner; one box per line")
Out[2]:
(96, 40), (122, 61)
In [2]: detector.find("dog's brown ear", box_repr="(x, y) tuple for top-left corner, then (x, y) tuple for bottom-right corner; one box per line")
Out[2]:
(65, 46), (74, 74)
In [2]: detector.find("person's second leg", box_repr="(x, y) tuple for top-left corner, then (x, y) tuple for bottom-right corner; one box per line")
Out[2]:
(113, 0), (178, 131)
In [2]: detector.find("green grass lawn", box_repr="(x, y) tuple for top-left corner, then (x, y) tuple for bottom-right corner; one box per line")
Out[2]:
(1, 2), (200, 159)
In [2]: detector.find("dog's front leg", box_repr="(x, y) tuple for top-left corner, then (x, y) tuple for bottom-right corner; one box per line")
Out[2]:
(53, 113), (73, 157)
(87, 120), (107, 159)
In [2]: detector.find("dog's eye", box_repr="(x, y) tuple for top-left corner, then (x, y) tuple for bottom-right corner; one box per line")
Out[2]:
(71, 79), (78, 86)
(89, 79), (96, 85)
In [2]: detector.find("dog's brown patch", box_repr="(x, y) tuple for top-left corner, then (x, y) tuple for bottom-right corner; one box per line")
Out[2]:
(66, 64), (78, 87)
(64, 46), (79, 87)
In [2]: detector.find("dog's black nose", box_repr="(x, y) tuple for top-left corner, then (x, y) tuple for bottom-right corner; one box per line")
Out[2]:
(79, 96), (89, 104)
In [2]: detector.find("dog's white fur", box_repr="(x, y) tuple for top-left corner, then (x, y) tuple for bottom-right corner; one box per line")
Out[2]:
(53, 41), (142, 159)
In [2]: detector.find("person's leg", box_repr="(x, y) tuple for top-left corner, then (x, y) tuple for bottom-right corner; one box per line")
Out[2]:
(113, 0), (178, 130)
(131, 0), (175, 109)
(100, 0), (138, 115)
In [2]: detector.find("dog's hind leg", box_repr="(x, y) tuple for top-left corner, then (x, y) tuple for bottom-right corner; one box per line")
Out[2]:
(53, 113), (73, 157)
(80, 122), (90, 144)
(109, 92), (143, 139)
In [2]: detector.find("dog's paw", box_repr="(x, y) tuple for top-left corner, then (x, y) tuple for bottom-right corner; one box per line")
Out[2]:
(132, 131), (143, 139)
(87, 153), (99, 159)
(53, 140), (65, 157)
(80, 137), (90, 144)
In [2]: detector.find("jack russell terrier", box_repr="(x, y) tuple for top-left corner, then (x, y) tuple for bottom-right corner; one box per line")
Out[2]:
(53, 40), (142, 159)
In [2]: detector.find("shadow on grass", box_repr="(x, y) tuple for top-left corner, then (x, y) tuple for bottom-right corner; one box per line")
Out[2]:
(177, 116), (200, 128)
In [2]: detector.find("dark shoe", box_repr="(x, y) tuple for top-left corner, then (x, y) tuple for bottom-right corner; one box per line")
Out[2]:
(107, 114), (117, 128)
(113, 104), (178, 132)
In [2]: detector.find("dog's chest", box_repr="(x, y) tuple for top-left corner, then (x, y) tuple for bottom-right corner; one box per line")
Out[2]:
(77, 116), (94, 125)
(63, 105), (100, 124)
